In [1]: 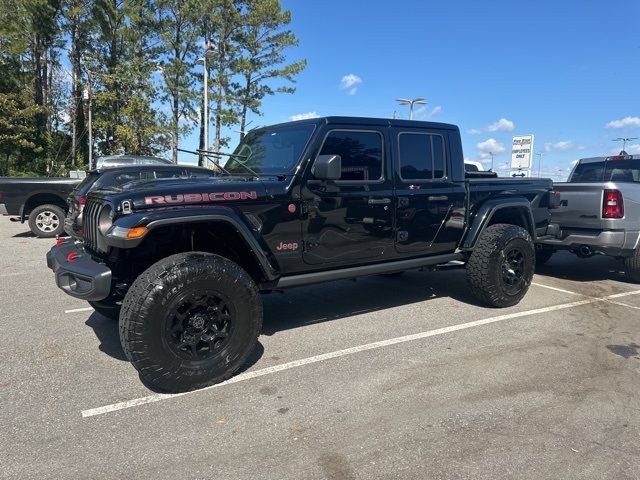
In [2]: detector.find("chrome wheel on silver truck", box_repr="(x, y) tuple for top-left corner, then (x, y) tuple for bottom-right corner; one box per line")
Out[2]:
(28, 204), (66, 238)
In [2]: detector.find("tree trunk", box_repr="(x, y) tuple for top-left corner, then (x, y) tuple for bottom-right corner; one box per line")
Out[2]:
(172, 94), (179, 163)
(239, 74), (251, 142)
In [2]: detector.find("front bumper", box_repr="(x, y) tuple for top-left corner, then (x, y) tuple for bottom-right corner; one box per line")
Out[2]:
(46, 239), (112, 301)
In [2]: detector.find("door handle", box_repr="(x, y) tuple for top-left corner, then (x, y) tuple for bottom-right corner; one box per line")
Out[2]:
(368, 198), (391, 205)
(428, 195), (448, 201)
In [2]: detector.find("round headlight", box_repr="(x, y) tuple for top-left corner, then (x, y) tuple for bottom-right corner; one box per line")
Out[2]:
(98, 205), (113, 235)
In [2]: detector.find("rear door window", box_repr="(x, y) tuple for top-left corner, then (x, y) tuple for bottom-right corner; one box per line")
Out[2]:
(398, 132), (446, 180)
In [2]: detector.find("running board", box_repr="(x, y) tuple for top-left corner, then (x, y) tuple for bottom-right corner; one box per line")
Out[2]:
(276, 253), (465, 289)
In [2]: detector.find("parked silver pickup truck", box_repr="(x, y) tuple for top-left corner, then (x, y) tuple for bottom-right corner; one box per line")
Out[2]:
(537, 153), (640, 282)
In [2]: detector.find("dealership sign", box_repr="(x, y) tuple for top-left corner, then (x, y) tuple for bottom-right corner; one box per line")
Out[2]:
(510, 135), (534, 169)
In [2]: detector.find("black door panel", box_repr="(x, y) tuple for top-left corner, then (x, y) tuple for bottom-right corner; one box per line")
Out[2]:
(392, 128), (466, 255)
(302, 128), (394, 266)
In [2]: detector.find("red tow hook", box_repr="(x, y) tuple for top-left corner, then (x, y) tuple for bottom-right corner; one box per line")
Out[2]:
(56, 237), (65, 247)
(66, 252), (80, 262)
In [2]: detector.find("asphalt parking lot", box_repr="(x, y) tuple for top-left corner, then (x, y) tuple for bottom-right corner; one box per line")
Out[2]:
(1, 217), (639, 480)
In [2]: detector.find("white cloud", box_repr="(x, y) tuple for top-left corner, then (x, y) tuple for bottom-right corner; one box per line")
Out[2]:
(476, 138), (506, 159)
(487, 118), (515, 132)
(339, 74), (362, 95)
(467, 128), (482, 135)
(605, 116), (640, 129)
(544, 140), (574, 152)
(290, 111), (319, 121)
(624, 144), (640, 154)
(430, 105), (442, 116)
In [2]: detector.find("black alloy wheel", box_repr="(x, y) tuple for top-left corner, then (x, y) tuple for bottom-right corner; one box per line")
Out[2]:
(165, 290), (234, 360)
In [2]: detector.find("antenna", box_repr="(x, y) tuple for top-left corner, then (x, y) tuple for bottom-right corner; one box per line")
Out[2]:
(613, 137), (638, 154)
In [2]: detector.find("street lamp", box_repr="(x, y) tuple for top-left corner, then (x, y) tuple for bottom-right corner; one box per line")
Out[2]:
(396, 97), (426, 120)
(613, 137), (638, 154)
(535, 152), (545, 177)
(488, 151), (496, 171)
(196, 44), (217, 160)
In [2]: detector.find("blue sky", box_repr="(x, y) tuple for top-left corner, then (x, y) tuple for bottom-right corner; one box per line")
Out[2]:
(182, 0), (640, 180)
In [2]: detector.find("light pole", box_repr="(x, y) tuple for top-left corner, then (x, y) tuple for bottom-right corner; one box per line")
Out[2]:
(613, 137), (638, 154)
(535, 152), (545, 177)
(86, 70), (93, 169)
(396, 98), (426, 120)
(489, 151), (496, 171)
(196, 44), (217, 160)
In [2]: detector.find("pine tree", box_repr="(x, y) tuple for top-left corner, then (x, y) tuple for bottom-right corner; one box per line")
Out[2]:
(235, 0), (305, 141)
(158, 0), (200, 163)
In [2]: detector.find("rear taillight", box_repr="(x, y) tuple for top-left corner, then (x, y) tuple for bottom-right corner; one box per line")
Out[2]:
(602, 189), (624, 218)
(79, 196), (87, 205)
(549, 190), (561, 209)
(0, 193), (4, 200)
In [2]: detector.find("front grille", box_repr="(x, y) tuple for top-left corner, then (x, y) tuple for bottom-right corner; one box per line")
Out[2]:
(83, 200), (102, 252)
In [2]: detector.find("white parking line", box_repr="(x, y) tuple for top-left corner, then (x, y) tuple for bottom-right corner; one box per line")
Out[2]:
(64, 307), (94, 314)
(532, 282), (581, 296)
(533, 282), (640, 309)
(81, 288), (640, 419)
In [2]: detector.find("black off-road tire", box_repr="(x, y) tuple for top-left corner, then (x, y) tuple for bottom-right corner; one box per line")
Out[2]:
(89, 298), (121, 321)
(28, 204), (66, 238)
(119, 252), (262, 392)
(535, 247), (554, 266)
(624, 249), (640, 283)
(466, 223), (535, 308)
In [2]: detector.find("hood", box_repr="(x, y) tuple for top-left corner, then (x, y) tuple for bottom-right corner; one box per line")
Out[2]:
(89, 175), (277, 211)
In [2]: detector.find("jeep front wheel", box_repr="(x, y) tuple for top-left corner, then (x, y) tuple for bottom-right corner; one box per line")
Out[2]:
(466, 223), (535, 308)
(119, 252), (263, 392)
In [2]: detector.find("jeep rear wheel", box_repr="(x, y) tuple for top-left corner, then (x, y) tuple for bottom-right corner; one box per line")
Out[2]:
(119, 252), (262, 392)
(466, 223), (535, 308)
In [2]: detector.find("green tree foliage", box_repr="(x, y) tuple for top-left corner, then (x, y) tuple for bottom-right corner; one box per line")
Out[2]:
(235, 0), (305, 141)
(0, 0), (305, 176)
(158, 0), (201, 162)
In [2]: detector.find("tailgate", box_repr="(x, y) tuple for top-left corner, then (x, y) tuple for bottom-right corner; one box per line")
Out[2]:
(551, 183), (605, 229)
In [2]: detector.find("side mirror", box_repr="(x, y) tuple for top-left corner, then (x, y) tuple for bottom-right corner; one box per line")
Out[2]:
(312, 154), (342, 180)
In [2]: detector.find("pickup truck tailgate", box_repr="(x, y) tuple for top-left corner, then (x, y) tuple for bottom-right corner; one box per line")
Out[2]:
(552, 183), (605, 229)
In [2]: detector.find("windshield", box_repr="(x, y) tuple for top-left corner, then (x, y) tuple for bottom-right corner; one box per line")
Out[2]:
(570, 160), (640, 183)
(224, 124), (316, 175)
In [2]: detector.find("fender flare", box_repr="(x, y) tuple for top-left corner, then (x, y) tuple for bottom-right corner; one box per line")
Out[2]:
(461, 197), (536, 249)
(106, 207), (279, 281)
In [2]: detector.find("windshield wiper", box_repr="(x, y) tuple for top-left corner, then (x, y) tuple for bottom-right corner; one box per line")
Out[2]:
(198, 149), (260, 178)
(176, 148), (235, 176)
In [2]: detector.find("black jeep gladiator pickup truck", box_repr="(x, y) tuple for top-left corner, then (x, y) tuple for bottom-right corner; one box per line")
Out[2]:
(47, 117), (557, 392)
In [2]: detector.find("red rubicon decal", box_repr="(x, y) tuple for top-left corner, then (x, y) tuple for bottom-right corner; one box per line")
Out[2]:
(144, 191), (258, 205)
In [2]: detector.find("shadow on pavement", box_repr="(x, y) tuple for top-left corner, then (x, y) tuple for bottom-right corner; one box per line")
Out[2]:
(261, 268), (483, 336)
(535, 250), (628, 283)
(85, 312), (127, 361)
(12, 230), (36, 238)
